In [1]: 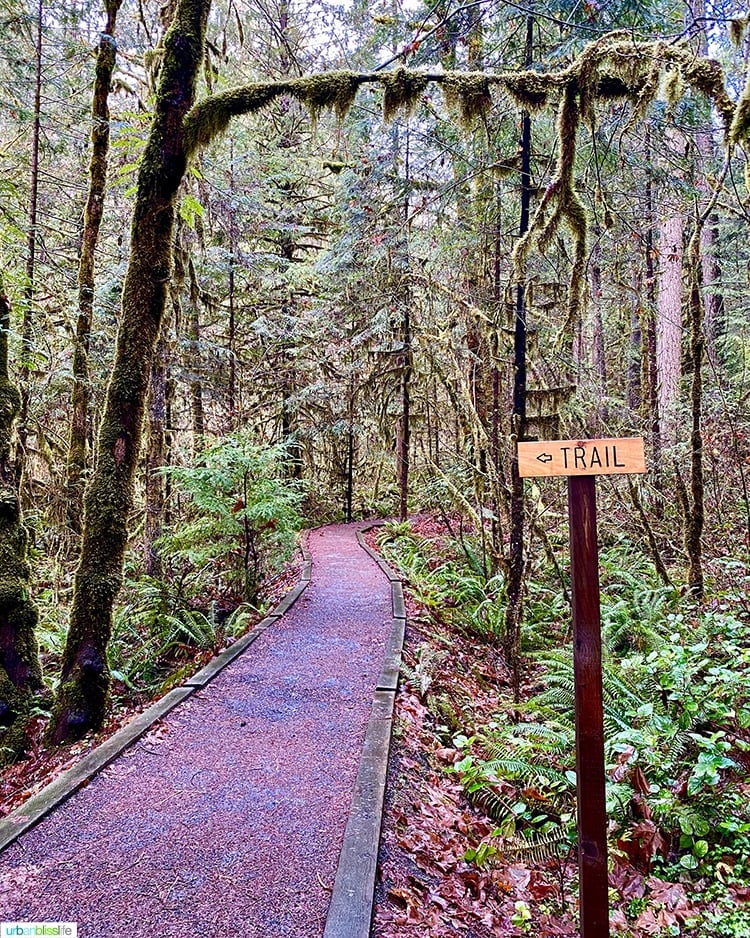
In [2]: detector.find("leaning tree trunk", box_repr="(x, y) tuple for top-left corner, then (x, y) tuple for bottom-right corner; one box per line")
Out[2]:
(66, 0), (123, 533)
(0, 277), (43, 763)
(50, 0), (211, 743)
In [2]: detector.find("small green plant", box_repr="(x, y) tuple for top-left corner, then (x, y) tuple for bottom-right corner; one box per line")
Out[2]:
(159, 435), (304, 602)
(109, 576), (221, 693)
(511, 900), (532, 931)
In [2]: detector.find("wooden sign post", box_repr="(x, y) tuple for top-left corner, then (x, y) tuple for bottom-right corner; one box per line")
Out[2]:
(517, 437), (646, 938)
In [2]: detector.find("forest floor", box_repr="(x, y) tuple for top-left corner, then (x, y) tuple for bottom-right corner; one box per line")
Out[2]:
(0, 523), (391, 936)
(369, 515), (749, 937)
(4, 516), (749, 935)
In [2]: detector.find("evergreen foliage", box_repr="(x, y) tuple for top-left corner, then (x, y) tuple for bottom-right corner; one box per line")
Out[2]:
(158, 435), (304, 603)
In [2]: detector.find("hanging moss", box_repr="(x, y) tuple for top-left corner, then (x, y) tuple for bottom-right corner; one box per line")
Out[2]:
(183, 84), (282, 155)
(381, 67), (429, 122)
(503, 71), (551, 111)
(661, 66), (685, 114)
(184, 71), (365, 155)
(512, 83), (587, 344)
(630, 51), (664, 127)
(730, 17), (747, 49)
(441, 72), (494, 128)
(289, 70), (362, 123)
(679, 55), (735, 135)
(730, 74), (750, 145)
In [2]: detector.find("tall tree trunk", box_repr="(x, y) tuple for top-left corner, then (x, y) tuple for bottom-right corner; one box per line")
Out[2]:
(627, 263), (642, 412)
(50, 0), (211, 743)
(227, 140), (238, 429)
(590, 234), (607, 419)
(491, 181), (503, 563)
(16, 0), (44, 485)
(504, 12), (533, 699)
(685, 222), (705, 596)
(399, 296), (412, 523)
(691, 0), (724, 368)
(144, 322), (169, 578)
(701, 219), (723, 366)
(0, 277), (43, 764)
(396, 126), (412, 523)
(186, 255), (205, 453)
(643, 129), (662, 504)
(66, 0), (123, 533)
(346, 376), (355, 523)
(656, 210), (683, 445)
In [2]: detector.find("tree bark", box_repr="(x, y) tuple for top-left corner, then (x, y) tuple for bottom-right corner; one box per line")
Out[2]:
(16, 0), (44, 486)
(691, 0), (724, 367)
(50, 0), (211, 743)
(144, 322), (169, 578)
(628, 264), (642, 412)
(686, 232), (705, 597)
(65, 0), (123, 533)
(656, 211), (683, 445)
(186, 254), (205, 453)
(504, 12), (533, 700)
(396, 126), (412, 523)
(227, 140), (238, 429)
(0, 277), (43, 763)
(643, 129), (662, 500)
(590, 233), (607, 423)
(656, 125), (685, 446)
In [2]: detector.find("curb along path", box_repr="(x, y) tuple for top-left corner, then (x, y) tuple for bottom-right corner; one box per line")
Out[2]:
(0, 523), (402, 937)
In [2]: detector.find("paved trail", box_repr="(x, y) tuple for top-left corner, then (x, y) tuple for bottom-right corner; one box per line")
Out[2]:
(0, 524), (391, 936)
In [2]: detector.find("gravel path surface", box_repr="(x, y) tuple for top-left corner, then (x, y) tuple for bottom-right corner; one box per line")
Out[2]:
(0, 523), (391, 936)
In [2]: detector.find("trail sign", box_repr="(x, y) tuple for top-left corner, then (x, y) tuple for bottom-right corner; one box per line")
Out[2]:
(515, 437), (647, 938)
(517, 437), (646, 478)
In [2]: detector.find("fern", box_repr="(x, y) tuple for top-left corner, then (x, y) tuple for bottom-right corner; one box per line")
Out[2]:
(475, 755), (571, 789)
(497, 829), (570, 864)
(467, 785), (517, 827)
(400, 643), (446, 699)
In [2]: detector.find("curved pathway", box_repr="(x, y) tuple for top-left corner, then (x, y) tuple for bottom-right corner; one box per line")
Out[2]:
(0, 524), (391, 936)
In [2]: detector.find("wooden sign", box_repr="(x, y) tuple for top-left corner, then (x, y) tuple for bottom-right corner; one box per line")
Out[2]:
(517, 437), (646, 478)
(516, 436), (648, 938)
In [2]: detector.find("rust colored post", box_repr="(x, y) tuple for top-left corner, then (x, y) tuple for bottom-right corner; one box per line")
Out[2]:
(568, 474), (609, 938)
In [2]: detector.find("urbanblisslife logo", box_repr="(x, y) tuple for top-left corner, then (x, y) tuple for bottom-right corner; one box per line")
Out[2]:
(1, 926), (77, 937)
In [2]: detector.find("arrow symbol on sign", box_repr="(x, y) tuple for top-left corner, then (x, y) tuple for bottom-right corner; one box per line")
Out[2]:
(536, 453), (553, 464)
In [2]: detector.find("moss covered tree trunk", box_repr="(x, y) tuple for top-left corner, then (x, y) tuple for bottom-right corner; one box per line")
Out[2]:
(16, 0), (43, 486)
(50, 0), (211, 743)
(0, 276), (43, 763)
(144, 324), (169, 579)
(65, 0), (123, 534)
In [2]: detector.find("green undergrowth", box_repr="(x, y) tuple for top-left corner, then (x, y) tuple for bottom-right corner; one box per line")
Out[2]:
(107, 577), (259, 695)
(377, 516), (750, 934)
(33, 436), (306, 705)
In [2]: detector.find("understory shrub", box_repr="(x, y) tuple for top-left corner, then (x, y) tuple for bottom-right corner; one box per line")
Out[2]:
(158, 434), (305, 603)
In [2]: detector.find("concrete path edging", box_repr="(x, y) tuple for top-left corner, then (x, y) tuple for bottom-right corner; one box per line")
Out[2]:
(323, 522), (406, 938)
(0, 534), (313, 855)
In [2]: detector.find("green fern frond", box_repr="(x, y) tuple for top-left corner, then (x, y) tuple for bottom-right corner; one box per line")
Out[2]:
(479, 757), (571, 788)
(467, 785), (517, 825)
(496, 829), (569, 864)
